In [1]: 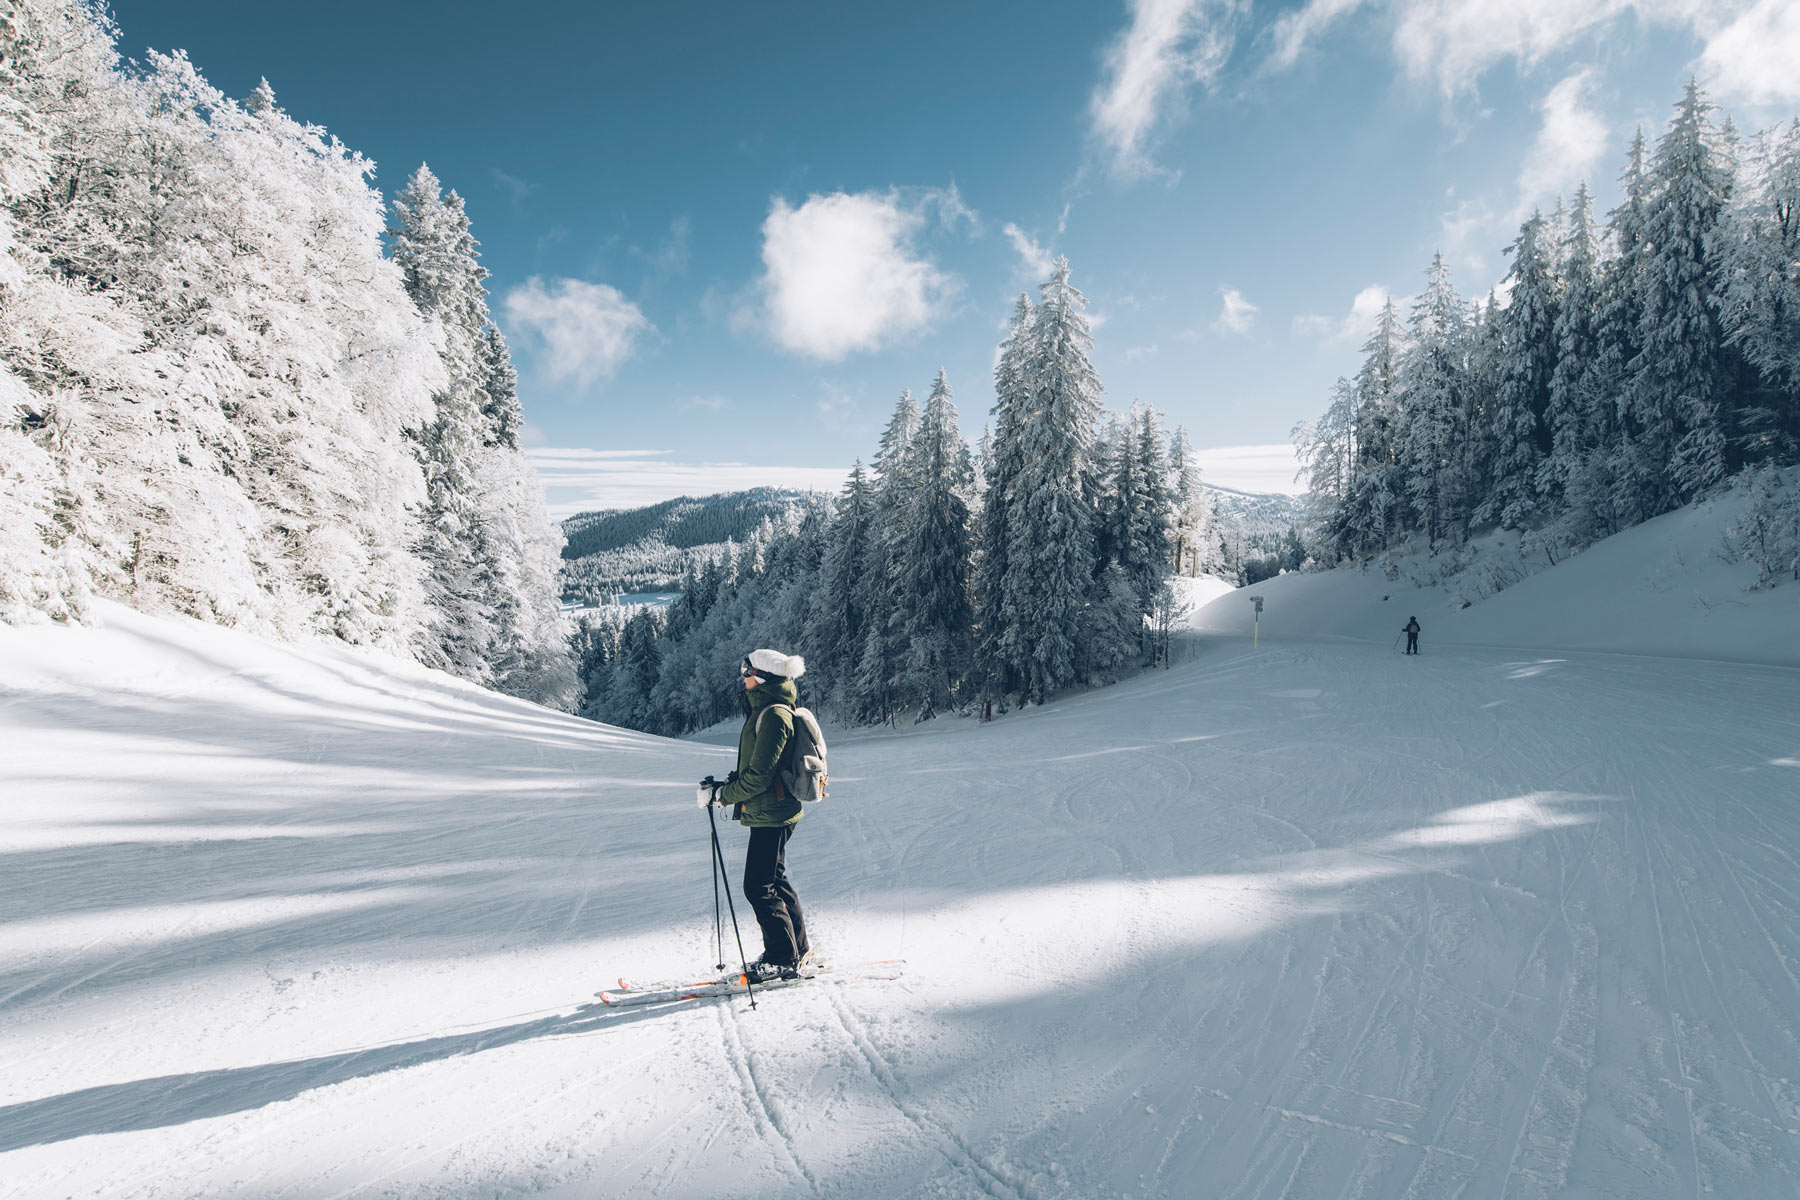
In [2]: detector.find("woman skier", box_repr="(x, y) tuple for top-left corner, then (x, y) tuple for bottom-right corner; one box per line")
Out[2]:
(698, 648), (810, 982)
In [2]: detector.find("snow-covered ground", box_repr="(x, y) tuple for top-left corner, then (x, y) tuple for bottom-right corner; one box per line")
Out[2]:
(1191, 488), (1800, 666)
(5, 535), (1799, 1195)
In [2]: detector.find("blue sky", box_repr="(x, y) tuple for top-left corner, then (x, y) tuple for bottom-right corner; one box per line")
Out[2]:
(116, 1), (1799, 515)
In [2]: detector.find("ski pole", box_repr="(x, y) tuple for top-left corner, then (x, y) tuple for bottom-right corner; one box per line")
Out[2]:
(701, 776), (757, 1009)
(1392, 631), (1403, 651)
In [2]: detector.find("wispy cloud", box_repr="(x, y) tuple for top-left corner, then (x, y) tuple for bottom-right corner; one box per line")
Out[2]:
(1267, 0), (1373, 71)
(1267, 1), (1754, 102)
(1700, 0), (1800, 108)
(490, 168), (537, 206)
(1514, 69), (1608, 220)
(1293, 283), (1393, 343)
(747, 189), (960, 360)
(502, 277), (654, 390)
(680, 393), (729, 413)
(1125, 343), (1160, 362)
(1090, 0), (1247, 180)
(1003, 223), (1056, 282)
(1210, 285), (1259, 335)
(529, 448), (851, 518)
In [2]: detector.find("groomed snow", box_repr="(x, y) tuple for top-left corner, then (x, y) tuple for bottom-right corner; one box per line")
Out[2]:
(3, 558), (1799, 1195)
(1191, 487), (1800, 667)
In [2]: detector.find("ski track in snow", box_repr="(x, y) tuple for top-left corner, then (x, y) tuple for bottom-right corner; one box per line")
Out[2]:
(3, 603), (1800, 1197)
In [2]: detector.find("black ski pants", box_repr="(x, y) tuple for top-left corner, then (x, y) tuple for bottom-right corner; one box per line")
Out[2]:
(1406, 632), (1419, 654)
(744, 823), (808, 966)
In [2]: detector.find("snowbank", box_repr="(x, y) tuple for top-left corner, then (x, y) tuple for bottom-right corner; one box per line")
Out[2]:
(1193, 488), (1800, 666)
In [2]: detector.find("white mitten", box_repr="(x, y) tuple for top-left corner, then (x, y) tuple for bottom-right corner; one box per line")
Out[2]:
(696, 785), (717, 808)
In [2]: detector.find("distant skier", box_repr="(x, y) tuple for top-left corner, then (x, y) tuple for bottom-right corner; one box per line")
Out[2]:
(698, 648), (810, 983)
(1402, 617), (1421, 656)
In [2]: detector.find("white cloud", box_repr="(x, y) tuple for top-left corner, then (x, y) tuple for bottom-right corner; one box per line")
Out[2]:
(1125, 344), (1161, 362)
(1193, 443), (1307, 494)
(1210, 285), (1259, 335)
(1294, 283), (1393, 343)
(1267, 0), (1374, 71)
(1267, 1), (1742, 100)
(529, 448), (851, 518)
(1439, 196), (1496, 276)
(1700, 0), (1800, 107)
(1090, 0), (1246, 179)
(1514, 69), (1609, 218)
(680, 393), (728, 413)
(753, 190), (956, 360)
(502, 277), (653, 390)
(1003, 223), (1056, 282)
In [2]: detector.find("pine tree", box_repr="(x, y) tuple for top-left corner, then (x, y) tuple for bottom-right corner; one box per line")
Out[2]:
(894, 370), (975, 720)
(973, 293), (1033, 701)
(1294, 379), (1358, 559)
(853, 389), (919, 722)
(1716, 119), (1800, 463)
(812, 462), (874, 712)
(1542, 185), (1602, 513)
(1168, 425), (1215, 576)
(1487, 211), (1559, 529)
(1001, 257), (1104, 702)
(1627, 81), (1734, 511)
(1331, 297), (1403, 556)
(1396, 253), (1471, 547)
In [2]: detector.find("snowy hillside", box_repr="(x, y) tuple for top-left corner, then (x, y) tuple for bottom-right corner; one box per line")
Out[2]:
(5, 582), (1799, 1196)
(1193, 485), (1800, 667)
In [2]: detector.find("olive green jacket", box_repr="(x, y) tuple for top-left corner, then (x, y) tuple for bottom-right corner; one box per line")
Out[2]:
(719, 678), (803, 827)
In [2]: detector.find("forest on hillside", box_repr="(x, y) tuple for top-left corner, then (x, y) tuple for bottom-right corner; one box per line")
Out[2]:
(0, 1), (575, 706)
(1294, 82), (1800, 586)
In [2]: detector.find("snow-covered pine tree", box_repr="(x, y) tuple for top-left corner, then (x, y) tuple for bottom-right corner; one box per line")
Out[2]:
(1294, 378), (1358, 559)
(1133, 402), (1177, 604)
(1001, 257), (1104, 703)
(391, 165), (573, 702)
(1627, 81), (1735, 511)
(1715, 119), (1800, 463)
(1542, 185), (1602, 516)
(1576, 129), (1654, 533)
(1396, 253), (1471, 547)
(1487, 211), (1559, 529)
(1168, 425), (1215, 576)
(973, 293), (1034, 702)
(1331, 297), (1403, 557)
(809, 462), (873, 711)
(852, 389), (919, 723)
(391, 165), (500, 681)
(894, 369), (975, 721)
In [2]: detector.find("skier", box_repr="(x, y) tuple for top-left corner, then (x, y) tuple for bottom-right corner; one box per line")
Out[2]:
(698, 648), (810, 983)
(1402, 616), (1421, 656)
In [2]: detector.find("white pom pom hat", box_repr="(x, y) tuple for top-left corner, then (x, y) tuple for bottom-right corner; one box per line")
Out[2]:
(743, 648), (806, 681)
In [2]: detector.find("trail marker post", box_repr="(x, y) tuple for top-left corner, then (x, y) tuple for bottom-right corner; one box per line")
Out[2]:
(1250, 594), (1263, 648)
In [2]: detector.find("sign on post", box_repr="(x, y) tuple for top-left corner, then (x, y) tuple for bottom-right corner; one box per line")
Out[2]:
(1249, 595), (1264, 647)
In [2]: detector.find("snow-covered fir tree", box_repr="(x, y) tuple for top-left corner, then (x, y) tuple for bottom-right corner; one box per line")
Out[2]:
(1396, 253), (1471, 548)
(974, 294), (1034, 701)
(1487, 211), (1558, 529)
(390, 165), (574, 706)
(1000, 257), (1105, 703)
(1626, 81), (1734, 512)
(1715, 119), (1800, 462)
(892, 370), (975, 721)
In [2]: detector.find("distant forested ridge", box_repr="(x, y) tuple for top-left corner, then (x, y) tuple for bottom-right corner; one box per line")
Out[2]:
(559, 489), (816, 601)
(0, 1), (575, 706)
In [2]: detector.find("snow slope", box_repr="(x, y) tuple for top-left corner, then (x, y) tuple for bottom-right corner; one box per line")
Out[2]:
(3, 597), (1799, 1197)
(1192, 488), (1800, 667)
